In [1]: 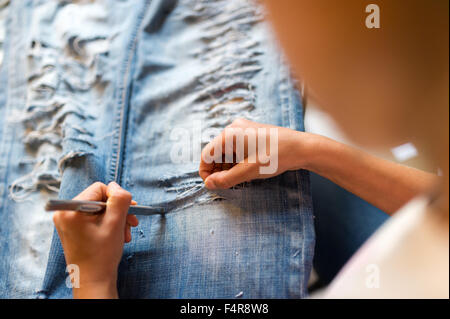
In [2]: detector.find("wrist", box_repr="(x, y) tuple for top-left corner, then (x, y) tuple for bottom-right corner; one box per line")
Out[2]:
(296, 133), (337, 173)
(73, 280), (118, 299)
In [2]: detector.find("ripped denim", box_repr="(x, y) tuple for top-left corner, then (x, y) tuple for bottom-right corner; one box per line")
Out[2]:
(0, 0), (314, 298)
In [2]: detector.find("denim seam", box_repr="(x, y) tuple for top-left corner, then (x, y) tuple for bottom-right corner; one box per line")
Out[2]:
(290, 82), (306, 298)
(275, 59), (301, 298)
(282, 64), (314, 298)
(279, 68), (291, 131)
(109, 0), (152, 183)
(290, 65), (315, 298)
(285, 75), (304, 298)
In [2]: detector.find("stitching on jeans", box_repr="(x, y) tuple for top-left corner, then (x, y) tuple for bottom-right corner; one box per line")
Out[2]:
(110, 0), (152, 183)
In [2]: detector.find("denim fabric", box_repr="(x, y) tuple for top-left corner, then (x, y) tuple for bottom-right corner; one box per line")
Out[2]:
(0, 1), (7, 68)
(310, 173), (389, 285)
(0, 0), (145, 298)
(0, 0), (58, 298)
(0, 0), (314, 299)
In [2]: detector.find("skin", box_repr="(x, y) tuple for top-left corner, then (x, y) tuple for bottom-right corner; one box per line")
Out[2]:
(53, 182), (139, 299)
(260, 0), (448, 215)
(199, 119), (438, 215)
(54, 0), (448, 298)
(201, 0), (449, 217)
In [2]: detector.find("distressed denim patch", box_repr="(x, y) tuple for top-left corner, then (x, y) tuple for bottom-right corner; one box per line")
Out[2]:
(0, 0), (314, 298)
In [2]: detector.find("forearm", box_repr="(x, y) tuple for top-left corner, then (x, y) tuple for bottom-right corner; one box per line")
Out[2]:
(301, 134), (439, 214)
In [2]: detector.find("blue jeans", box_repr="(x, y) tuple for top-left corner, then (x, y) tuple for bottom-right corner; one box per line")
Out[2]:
(0, 0), (314, 298)
(310, 173), (389, 285)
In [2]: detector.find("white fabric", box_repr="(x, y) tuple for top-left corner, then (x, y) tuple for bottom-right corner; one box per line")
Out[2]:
(321, 196), (449, 299)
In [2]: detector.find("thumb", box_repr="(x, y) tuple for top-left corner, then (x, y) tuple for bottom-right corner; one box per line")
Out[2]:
(104, 182), (132, 226)
(205, 162), (259, 190)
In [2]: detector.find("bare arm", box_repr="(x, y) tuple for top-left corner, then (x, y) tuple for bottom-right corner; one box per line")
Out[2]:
(199, 119), (439, 215)
(302, 134), (438, 215)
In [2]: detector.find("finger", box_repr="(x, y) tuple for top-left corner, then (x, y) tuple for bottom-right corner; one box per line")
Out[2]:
(200, 122), (260, 181)
(124, 224), (131, 243)
(127, 201), (139, 226)
(73, 182), (108, 202)
(205, 161), (259, 189)
(199, 130), (226, 181)
(53, 210), (73, 232)
(104, 182), (132, 226)
(126, 214), (139, 227)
